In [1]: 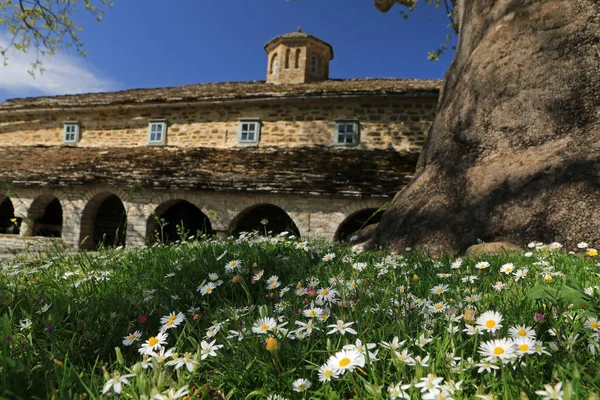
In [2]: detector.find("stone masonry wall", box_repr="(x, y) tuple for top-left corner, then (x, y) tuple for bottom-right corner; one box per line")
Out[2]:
(1, 185), (388, 254)
(0, 97), (436, 151)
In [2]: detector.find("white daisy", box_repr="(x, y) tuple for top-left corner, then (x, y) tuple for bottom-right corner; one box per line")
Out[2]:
(122, 330), (142, 346)
(500, 263), (515, 274)
(475, 311), (503, 333)
(475, 261), (490, 270)
(513, 337), (536, 356)
(430, 284), (449, 295)
(318, 364), (340, 382)
(252, 317), (277, 334)
(322, 253), (336, 262)
(478, 338), (517, 363)
(326, 348), (365, 374)
(292, 378), (311, 392)
(508, 325), (536, 339)
(139, 331), (169, 355)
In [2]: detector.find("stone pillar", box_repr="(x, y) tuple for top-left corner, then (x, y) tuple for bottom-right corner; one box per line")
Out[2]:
(124, 201), (149, 248)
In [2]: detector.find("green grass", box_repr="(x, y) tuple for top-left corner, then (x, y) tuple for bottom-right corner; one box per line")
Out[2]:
(0, 234), (599, 399)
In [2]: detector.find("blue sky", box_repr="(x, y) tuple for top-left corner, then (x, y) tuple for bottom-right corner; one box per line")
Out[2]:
(0, 0), (456, 102)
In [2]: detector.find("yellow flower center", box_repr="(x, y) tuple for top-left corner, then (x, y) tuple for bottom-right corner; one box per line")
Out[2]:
(435, 304), (443, 310)
(166, 320), (174, 326)
(436, 288), (443, 293)
(339, 357), (351, 367)
(148, 337), (159, 347)
(321, 313), (329, 320)
(486, 320), (496, 329)
(518, 329), (527, 336)
(469, 297), (475, 301)
(322, 289), (329, 295)
(298, 384), (305, 390)
(519, 344), (529, 352)
(324, 370), (333, 378)
(591, 321), (599, 329)
(309, 311), (317, 317)
(128, 334), (136, 340)
(493, 347), (504, 355)
(206, 287), (212, 292)
(169, 315), (177, 321)
(260, 324), (270, 331)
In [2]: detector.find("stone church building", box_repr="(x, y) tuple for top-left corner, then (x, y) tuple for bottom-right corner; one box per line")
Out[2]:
(0, 30), (440, 255)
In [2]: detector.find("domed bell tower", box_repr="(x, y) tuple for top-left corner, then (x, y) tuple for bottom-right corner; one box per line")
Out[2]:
(264, 27), (334, 85)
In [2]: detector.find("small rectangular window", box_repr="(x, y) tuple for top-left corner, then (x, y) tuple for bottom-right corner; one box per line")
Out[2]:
(63, 122), (80, 144)
(238, 120), (261, 145)
(148, 120), (167, 145)
(335, 121), (359, 146)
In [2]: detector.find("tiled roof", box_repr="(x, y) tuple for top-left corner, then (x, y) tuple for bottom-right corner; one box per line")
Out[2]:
(0, 78), (441, 111)
(0, 146), (419, 197)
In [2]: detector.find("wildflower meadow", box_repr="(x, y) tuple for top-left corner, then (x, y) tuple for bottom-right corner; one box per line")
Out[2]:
(1, 233), (599, 399)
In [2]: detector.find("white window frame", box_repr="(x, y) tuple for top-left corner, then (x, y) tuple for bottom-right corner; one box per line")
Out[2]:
(238, 119), (261, 145)
(148, 120), (167, 145)
(335, 121), (359, 146)
(63, 121), (80, 144)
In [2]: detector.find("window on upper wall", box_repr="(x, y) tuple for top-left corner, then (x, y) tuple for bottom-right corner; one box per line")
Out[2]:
(148, 120), (167, 145)
(335, 121), (359, 146)
(238, 120), (261, 145)
(310, 56), (318, 73)
(295, 49), (301, 69)
(271, 54), (279, 74)
(63, 121), (80, 144)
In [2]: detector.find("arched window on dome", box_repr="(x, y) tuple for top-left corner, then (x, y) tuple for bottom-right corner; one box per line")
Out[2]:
(295, 49), (301, 69)
(285, 49), (290, 69)
(310, 56), (318, 73)
(270, 54), (279, 74)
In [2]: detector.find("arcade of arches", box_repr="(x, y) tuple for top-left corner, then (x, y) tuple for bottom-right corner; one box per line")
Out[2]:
(0, 187), (386, 254)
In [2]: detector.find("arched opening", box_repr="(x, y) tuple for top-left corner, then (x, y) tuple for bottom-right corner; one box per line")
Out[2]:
(231, 204), (300, 237)
(0, 197), (20, 235)
(32, 197), (63, 238)
(80, 193), (127, 250)
(310, 56), (318, 73)
(285, 49), (290, 69)
(270, 54), (279, 74)
(335, 209), (382, 242)
(295, 49), (301, 69)
(147, 200), (213, 244)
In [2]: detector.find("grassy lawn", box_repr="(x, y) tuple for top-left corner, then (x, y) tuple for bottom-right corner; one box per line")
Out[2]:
(0, 233), (599, 399)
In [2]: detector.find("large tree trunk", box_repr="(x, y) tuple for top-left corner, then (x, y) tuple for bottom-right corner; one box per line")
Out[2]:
(371, 0), (600, 254)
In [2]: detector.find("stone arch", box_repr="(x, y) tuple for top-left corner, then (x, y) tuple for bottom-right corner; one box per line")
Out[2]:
(80, 192), (127, 250)
(28, 194), (63, 238)
(295, 49), (301, 69)
(147, 200), (213, 243)
(0, 197), (20, 235)
(335, 208), (382, 242)
(230, 203), (300, 237)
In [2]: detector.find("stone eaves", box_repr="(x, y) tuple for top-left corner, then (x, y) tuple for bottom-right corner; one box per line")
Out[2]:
(0, 146), (419, 197)
(0, 78), (441, 112)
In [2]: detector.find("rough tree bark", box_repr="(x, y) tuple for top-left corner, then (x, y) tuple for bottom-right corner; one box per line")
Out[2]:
(370, 0), (600, 254)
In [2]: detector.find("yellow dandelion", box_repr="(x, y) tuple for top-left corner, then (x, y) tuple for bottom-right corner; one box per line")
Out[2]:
(265, 336), (280, 352)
